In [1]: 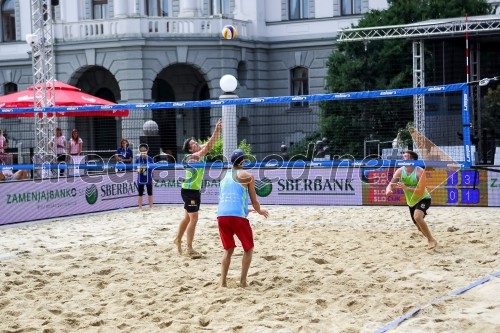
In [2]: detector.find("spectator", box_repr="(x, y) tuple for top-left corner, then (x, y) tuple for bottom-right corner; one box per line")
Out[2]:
(0, 129), (12, 165)
(51, 127), (67, 175)
(0, 129), (7, 153)
(115, 138), (133, 163)
(68, 129), (83, 157)
(0, 169), (29, 181)
(67, 129), (83, 176)
(280, 142), (290, 161)
(135, 143), (154, 209)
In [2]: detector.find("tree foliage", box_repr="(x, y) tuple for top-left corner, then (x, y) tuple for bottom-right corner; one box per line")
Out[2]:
(484, 85), (500, 129)
(199, 135), (253, 162)
(321, 0), (493, 157)
(327, 0), (492, 92)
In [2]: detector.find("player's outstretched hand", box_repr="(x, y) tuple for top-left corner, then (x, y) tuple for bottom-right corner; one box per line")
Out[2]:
(258, 209), (269, 219)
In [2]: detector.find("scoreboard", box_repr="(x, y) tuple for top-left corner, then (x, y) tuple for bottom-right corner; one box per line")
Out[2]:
(363, 168), (488, 206)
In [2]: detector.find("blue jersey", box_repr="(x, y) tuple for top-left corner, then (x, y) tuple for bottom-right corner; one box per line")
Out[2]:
(116, 147), (133, 161)
(135, 155), (154, 184)
(217, 169), (249, 218)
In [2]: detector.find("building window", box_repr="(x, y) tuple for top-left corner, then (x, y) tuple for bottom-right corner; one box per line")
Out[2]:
(210, 0), (230, 16)
(1, 0), (15, 42)
(237, 61), (247, 87)
(341, 0), (362, 16)
(289, 0), (308, 20)
(290, 67), (309, 108)
(146, 0), (169, 16)
(92, 0), (109, 19)
(3, 82), (17, 95)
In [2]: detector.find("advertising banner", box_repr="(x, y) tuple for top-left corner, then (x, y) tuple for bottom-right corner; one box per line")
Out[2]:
(154, 167), (362, 206)
(0, 167), (362, 225)
(1, 166), (497, 226)
(246, 167), (362, 206)
(0, 173), (139, 225)
(488, 171), (500, 207)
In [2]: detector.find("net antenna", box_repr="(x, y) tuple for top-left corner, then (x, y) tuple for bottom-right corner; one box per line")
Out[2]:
(409, 127), (462, 195)
(478, 76), (499, 87)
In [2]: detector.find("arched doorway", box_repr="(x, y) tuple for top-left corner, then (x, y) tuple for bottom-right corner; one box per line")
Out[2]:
(238, 117), (250, 144)
(152, 64), (210, 160)
(91, 87), (117, 151)
(152, 78), (177, 159)
(198, 83), (211, 140)
(70, 66), (121, 155)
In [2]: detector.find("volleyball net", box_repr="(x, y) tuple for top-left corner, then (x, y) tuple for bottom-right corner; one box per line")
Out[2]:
(1, 81), (500, 225)
(0, 82), (473, 172)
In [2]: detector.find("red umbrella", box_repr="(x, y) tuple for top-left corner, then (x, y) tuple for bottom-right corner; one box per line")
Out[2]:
(0, 80), (129, 117)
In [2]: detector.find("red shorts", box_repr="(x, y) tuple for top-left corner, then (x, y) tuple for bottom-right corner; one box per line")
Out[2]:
(217, 216), (254, 251)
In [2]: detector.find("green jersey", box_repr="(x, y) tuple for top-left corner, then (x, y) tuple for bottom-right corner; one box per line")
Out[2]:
(401, 166), (431, 207)
(182, 156), (205, 191)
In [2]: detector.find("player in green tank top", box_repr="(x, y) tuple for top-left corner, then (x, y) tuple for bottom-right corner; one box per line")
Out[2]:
(173, 119), (222, 259)
(386, 150), (437, 250)
(181, 156), (205, 190)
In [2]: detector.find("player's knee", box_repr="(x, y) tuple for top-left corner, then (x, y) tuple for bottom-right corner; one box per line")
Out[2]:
(413, 212), (424, 222)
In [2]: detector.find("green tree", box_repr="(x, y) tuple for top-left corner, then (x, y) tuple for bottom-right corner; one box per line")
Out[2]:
(199, 135), (253, 162)
(322, 0), (493, 157)
(484, 85), (500, 129)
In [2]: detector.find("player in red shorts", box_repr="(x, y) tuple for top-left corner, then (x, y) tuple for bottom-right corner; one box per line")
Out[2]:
(217, 149), (269, 287)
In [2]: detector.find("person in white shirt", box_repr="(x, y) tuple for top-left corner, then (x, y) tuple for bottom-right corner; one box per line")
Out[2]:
(68, 129), (83, 156)
(0, 129), (7, 153)
(0, 129), (11, 165)
(51, 127), (67, 176)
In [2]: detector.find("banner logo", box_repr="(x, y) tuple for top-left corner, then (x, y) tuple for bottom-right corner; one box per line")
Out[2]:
(85, 184), (98, 205)
(255, 178), (272, 197)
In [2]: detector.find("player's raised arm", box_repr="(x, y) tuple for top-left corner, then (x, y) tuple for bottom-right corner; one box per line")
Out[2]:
(197, 118), (222, 157)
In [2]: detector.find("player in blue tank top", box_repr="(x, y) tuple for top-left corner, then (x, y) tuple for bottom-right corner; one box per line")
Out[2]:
(217, 168), (249, 218)
(217, 149), (269, 288)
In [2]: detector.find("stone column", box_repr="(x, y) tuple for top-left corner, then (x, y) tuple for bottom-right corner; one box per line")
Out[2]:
(233, 0), (243, 17)
(179, 0), (200, 17)
(113, 0), (128, 17)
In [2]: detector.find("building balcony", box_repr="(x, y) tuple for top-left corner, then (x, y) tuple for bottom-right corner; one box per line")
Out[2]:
(53, 16), (249, 43)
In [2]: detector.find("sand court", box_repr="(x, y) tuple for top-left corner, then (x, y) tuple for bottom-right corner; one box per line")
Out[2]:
(0, 205), (499, 332)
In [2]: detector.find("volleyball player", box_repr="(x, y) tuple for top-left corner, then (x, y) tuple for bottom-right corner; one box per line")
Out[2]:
(386, 150), (438, 249)
(217, 149), (269, 287)
(173, 119), (222, 259)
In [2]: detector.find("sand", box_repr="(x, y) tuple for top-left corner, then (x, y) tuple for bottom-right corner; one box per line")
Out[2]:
(0, 205), (499, 333)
